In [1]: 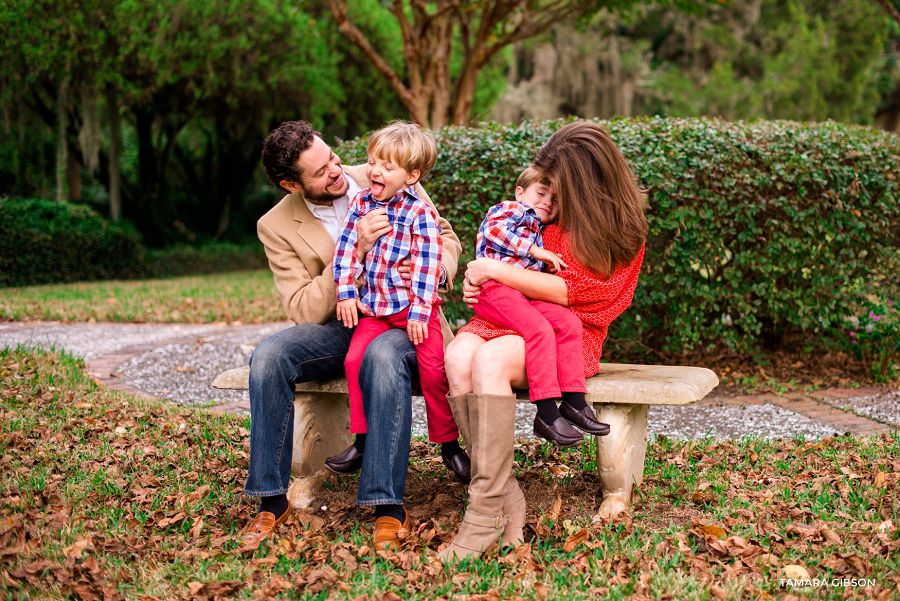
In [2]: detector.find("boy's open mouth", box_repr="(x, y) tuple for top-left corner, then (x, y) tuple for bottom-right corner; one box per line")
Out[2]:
(370, 181), (386, 198)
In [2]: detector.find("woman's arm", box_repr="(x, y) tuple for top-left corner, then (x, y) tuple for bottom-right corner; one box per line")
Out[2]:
(465, 257), (568, 306)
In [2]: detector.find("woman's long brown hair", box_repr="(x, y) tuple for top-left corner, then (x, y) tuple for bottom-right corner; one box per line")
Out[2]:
(533, 122), (648, 275)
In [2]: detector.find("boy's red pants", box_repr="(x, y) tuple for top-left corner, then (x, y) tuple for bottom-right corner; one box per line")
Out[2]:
(344, 305), (457, 443)
(474, 280), (587, 400)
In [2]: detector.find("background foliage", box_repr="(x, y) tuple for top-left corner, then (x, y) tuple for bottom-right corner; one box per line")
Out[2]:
(337, 117), (900, 355)
(0, 197), (266, 287)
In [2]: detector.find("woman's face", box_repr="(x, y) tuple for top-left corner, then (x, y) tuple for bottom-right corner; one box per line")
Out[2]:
(515, 182), (559, 223)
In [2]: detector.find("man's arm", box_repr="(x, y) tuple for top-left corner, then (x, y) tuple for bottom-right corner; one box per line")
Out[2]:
(258, 218), (338, 324)
(414, 182), (460, 292)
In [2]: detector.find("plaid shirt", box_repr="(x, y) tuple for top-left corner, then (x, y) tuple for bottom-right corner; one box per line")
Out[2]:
(475, 200), (544, 271)
(333, 186), (442, 323)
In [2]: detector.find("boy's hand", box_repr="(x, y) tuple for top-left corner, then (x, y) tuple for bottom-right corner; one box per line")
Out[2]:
(407, 320), (428, 345)
(529, 246), (568, 273)
(336, 298), (363, 328)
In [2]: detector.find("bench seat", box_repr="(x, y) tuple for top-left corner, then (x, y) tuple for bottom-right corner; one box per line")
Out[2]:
(213, 363), (718, 519)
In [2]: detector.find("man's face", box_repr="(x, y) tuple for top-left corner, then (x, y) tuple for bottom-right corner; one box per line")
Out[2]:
(287, 136), (349, 204)
(515, 181), (558, 223)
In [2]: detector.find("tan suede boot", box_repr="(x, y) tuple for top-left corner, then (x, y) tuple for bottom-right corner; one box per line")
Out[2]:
(448, 393), (526, 548)
(500, 478), (525, 546)
(438, 393), (517, 562)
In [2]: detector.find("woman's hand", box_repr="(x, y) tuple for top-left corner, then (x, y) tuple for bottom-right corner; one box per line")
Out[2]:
(462, 258), (498, 307)
(464, 258), (497, 286)
(462, 276), (481, 307)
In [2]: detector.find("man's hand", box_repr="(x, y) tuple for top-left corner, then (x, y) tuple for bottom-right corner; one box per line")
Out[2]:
(396, 259), (412, 282)
(356, 208), (392, 262)
(336, 298), (363, 328)
(529, 246), (568, 273)
(407, 319), (428, 345)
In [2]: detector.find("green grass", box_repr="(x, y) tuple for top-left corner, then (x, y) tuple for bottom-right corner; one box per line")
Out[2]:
(0, 270), (283, 324)
(1, 348), (898, 599)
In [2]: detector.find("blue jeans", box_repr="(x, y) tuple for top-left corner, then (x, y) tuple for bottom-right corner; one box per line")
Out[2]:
(245, 320), (417, 506)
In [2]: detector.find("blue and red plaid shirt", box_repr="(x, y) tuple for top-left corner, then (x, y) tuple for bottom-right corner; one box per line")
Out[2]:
(475, 200), (544, 271)
(333, 186), (442, 323)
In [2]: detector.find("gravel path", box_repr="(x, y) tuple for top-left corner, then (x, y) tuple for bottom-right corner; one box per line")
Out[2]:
(1, 321), (895, 440)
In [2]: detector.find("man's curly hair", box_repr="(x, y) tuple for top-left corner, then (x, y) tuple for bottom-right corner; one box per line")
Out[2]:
(262, 121), (321, 192)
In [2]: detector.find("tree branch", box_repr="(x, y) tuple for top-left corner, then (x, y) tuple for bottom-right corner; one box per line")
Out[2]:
(327, 0), (420, 120)
(873, 0), (900, 27)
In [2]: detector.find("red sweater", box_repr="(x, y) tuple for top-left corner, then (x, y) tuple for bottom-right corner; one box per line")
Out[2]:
(459, 224), (645, 378)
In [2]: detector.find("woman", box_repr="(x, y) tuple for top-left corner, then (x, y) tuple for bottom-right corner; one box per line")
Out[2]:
(438, 121), (648, 561)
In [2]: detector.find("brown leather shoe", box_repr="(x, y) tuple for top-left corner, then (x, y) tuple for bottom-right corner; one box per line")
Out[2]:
(442, 450), (471, 484)
(373, 508), (411, 551)
(533, 414), (584, 448)
(241, 505), (292, 543)
(325, 443), (364, 474)
(560, 401), (610, 436)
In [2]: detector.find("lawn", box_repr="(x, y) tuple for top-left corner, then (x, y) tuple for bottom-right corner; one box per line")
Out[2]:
(0, 271), (890, 394)
(1, 348), (897, 600)
(0, 270), (283, 325)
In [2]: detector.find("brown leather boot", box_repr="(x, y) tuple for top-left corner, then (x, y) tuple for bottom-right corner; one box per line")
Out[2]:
(438, 393), (517, 562)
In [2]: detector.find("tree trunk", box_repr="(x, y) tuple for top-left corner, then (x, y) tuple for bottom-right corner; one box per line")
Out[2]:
(106, 86), (122, 222)
(66, 153), (81, 201)
(56, 83), (68, 201)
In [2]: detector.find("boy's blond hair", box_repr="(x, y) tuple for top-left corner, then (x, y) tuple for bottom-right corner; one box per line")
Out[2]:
(367, 121), (437, 178)
(516, 166), (551, 190)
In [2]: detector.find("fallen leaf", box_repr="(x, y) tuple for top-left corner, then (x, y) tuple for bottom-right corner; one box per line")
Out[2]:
(563, 528), (591, 552)
(783, 564), (810, 580)
(548, 496), (562, 523)
(696, 524), (726, 539)
(63, 539), (91, 559)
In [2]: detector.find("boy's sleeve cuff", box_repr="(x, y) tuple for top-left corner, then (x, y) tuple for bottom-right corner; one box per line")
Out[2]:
(336, 285), (358, 301)
(407, 304), (431, 323)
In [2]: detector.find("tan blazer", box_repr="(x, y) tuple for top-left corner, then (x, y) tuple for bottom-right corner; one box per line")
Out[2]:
(257, 164), (461, 346)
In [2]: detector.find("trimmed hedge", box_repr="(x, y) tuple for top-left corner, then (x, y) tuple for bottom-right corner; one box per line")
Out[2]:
(0, 197), (267, 287)
(336, 117), (900, 353)
(0, 197), (145, 287)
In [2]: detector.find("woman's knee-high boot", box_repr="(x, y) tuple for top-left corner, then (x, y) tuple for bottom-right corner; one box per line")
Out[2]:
(438, 393), (517, 562)
(445, 393), (525, 549)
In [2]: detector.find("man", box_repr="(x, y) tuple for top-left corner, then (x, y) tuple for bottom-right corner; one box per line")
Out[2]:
(242, 121), (468, 549)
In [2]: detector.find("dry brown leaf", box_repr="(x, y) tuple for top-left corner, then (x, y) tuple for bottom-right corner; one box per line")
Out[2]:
(533, 582), (548, 600)
(563, 528), (591, 553)
(548, 496), (562, 523)
(820, 527), (842, 546)
(696, 524), (726, 539)
(63, 539), (91, 559)
(305, 568), (338, 593)
(782, 564), (810, 580)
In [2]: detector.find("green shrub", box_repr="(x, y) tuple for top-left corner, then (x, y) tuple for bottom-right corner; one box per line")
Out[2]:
(141, 243), (268, 279)
(0, 197), (146, 287)
(0, 197), (269, 287)
(337, 117), (900, 354)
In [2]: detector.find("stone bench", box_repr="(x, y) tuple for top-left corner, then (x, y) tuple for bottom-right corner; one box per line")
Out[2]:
(213, 364), (718, 520)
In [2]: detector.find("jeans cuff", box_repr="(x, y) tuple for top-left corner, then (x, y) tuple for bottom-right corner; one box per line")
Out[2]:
(244, 487), (289, 498)
(357, 499), (404, 507)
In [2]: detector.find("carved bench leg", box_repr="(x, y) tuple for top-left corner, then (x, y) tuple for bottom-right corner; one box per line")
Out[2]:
(286, 392), (352, 510)
(594, 403), (649, 522)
